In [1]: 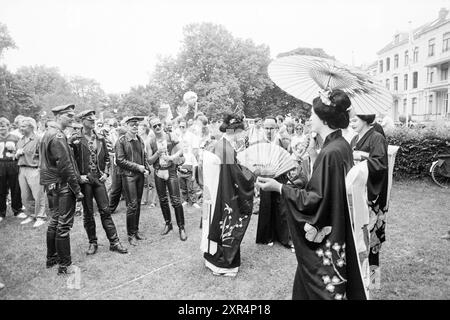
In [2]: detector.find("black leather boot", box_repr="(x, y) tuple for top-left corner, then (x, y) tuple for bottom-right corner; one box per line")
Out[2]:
(46, 255), (59, 268)
(128, 235), (138, 246)
(86, 243), (98, 255)
(161, 223), (173, 235)
(135, 231), (147, 240)
(110, 242), (128, 254)
(179, 227), (187, 241)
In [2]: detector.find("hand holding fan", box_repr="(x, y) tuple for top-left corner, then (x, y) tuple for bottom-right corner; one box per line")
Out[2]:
(237, 143), (298, 178)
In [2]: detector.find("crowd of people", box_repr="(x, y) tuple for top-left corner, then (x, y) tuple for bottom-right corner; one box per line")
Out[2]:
(0, 90), (398, 299)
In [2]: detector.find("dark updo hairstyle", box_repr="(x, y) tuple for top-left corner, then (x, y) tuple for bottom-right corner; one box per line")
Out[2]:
(356, 114), (376, 124)
(312, 89), (351, 129)
(219, 113), (245, 133)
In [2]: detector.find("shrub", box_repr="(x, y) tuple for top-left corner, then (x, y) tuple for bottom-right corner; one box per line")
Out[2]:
(387, 122), (450, 179)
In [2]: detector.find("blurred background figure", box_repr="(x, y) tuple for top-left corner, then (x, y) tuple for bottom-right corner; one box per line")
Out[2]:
(11, 115), (25, 138)
(248, 117), (265, 146)
(377, 112), (395, 134)
(0, 117), (25, 223)
(16, 117), (47, 227)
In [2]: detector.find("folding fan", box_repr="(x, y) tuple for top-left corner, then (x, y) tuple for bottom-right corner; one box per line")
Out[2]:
(237, 143), (298, 178)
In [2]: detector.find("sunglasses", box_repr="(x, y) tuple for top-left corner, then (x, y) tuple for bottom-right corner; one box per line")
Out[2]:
(128, 122), (139, 127)
(153, 123), (162, 129)
(179, 126), (185, 129)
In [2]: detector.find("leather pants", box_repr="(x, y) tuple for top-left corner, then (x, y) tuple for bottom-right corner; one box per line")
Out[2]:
(0, 161), (23, 216)
(154, 167), (184, 228)
(122, 173), (144, 237)
(46, 184), (76, 267)
(108, 162), (123, 213)
(81, 174), (119, 245)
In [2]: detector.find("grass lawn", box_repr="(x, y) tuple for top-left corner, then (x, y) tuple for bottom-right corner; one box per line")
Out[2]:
(0, 179), (449, 300)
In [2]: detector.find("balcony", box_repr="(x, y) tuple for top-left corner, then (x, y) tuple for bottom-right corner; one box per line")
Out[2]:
(424, 49), (450, 68)
(424, 79), (449, 91)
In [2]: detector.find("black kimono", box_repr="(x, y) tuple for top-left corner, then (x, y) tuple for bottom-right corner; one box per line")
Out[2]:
(281, 130), (366, 300)
(256, 139), (293, 248)
(203, 137), (255, 270)
(350, 127), (388, 287)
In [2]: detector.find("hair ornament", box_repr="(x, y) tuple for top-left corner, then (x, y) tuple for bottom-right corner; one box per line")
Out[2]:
(318, 89), (336, 107)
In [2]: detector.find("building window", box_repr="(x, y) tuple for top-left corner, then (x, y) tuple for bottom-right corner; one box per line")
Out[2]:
(443, 32), (450, 52)
(379, 60), (383, 73)
(394, 76), (398, 91)
(413, 72), (418, 89)
(404, 74), (408, 90)
(386, 79), (390, 90)
(441, 64), (449, 81)
(428, 38), (435, 57)
(403, 98), (407, 114)
(394, 54), (399, 68)
(404, 50), (409, 66)
(412, 98), (417, 115)
(428, 68), (434, 83)
(386, 58), (390, 71)
(394, 100), (399, 119)
(413, 47), (419, 63)
(429, 95), (433, 114)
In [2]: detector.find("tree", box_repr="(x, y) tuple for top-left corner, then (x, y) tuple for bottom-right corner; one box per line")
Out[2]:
(15, 65), (74, 115)
(149, 23), (274, 121)
(276, 47), (335, 60)
(69, 76), (106, 111)
(0, 66), (36, 120)
(0, 22), (16, 59)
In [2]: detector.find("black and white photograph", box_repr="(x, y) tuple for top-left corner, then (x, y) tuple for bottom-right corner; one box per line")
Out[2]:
(0, 0), (449, 305)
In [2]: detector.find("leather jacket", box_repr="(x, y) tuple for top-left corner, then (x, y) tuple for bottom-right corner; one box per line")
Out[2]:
(69, 129), (110, 177)
(39, 124), (81, 194)
(115, 132), (150, 176)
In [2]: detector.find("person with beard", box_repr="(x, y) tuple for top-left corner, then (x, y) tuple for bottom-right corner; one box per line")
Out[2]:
(257, 90), (366, 300)
(148, 117), (187, 241)
(201, 113), (255, 277)
(70, 110), (128, 255)
(40, 104), (84, 275)
(255, 118), (294, 251)
(115, 116), (150, 246)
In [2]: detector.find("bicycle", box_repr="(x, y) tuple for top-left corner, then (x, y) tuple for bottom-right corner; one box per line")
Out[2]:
(430, 153), (450, 188)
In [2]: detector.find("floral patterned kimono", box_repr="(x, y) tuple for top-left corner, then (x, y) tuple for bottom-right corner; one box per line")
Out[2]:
(350, 127), (388, 290)
(201, 137), (255, 275)
(282, 130), (366, 300)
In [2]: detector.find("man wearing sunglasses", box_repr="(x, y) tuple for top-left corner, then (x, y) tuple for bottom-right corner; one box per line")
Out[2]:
(115, 116), (150, 246)
(40, 104), (84, 275)
(70, 110), (128, 255)
(148, 117), (187, 241)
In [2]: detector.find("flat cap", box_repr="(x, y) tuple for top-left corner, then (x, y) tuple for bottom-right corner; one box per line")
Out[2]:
(77, 109), (96, 121)
(51, 104), (75, 116)
(124, 116), (145, 124)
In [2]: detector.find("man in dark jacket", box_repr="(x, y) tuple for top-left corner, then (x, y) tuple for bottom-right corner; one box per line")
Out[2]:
(115, 116), (150, 246)
(40, 104), (84, 275)
(70, 110), (128, 255)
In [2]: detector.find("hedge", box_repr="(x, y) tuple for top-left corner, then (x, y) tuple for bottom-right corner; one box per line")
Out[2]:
(386, 123), (450, 179)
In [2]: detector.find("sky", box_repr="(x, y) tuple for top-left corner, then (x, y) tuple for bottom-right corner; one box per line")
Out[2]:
(1, 0), (449, 94)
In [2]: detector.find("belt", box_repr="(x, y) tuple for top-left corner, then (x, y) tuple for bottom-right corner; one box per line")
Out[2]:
(19, 165), (38, 168)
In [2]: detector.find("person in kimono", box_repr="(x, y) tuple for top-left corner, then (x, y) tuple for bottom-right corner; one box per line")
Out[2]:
(256, 118), (294, 250)
(350, 113), (389, 290)
(257, 89), (366, 300)
(202, 113), (255, 277)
